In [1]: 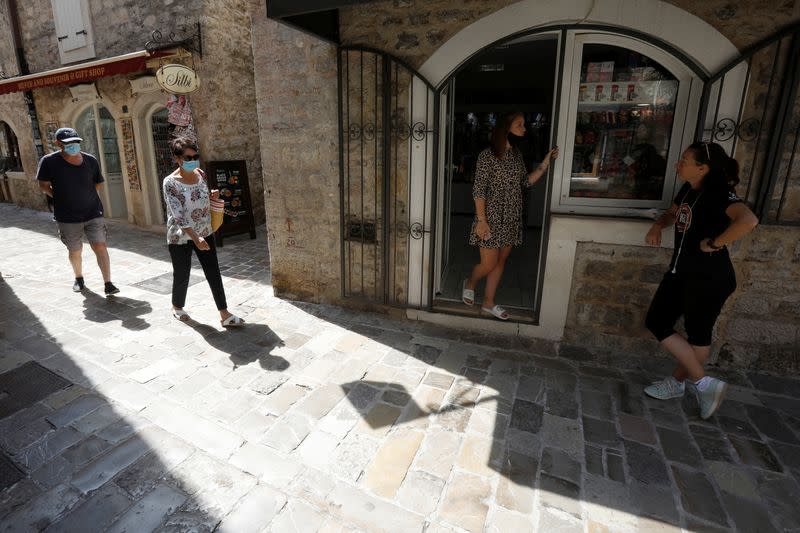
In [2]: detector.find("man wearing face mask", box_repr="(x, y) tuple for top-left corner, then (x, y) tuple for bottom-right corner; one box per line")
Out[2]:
(37, 127), (120, 295)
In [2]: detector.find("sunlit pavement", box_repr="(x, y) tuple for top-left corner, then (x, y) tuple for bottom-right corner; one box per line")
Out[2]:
(1, 203), (799, 532)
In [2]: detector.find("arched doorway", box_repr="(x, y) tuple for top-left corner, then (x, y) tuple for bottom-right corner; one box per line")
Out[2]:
(431, 28), (701, 322)
(0, 121), (23, 173)
(75, 104), (127, 219)
(148, 107), (174, 223)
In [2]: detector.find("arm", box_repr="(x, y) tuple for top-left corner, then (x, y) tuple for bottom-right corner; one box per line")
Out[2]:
(39, 181), (53, 197)
(700, 202), (759, 252)
(92, 156), (104, 193)
(527, 147), (559, 186)
(645, 203), (678, 246)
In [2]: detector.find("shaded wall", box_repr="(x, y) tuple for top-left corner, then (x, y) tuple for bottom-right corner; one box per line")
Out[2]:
(251, 3), (341, 302)
(339, 0), (800, 68)
(566, 228), (800, 374)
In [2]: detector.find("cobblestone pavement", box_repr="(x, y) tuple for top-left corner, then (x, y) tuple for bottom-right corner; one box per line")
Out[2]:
(1, 203), (800, 533)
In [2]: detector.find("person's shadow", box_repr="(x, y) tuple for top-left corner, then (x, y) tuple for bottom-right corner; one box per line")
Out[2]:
(81, 289), (152, 330)
(183, 320), (289, 372)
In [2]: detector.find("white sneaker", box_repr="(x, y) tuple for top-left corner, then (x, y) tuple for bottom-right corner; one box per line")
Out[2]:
(644, 376), (685, 400)
(697, 377), (728, 419)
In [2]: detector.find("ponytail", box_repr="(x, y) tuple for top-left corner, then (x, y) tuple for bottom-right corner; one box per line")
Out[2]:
(688, 141), (740, 189)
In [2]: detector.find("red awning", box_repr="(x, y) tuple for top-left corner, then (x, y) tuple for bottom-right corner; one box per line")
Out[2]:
(0, 49), (174, 96)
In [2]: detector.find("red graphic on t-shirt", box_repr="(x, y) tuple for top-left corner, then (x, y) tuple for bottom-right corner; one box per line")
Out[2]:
(676, 203), (693, 232)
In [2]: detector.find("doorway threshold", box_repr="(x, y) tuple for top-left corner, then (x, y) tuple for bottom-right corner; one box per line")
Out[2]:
(432, 298), (538, 325)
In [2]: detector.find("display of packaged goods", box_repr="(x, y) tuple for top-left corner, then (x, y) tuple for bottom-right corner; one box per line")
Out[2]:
(586, 61), (615, 82)
(576, 80), (678, 106)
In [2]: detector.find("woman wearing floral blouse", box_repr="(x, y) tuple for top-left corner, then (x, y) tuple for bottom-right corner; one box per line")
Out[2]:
(163, 137), (244, 327)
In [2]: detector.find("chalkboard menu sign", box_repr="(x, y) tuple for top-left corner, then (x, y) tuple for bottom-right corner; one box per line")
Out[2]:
(206, 160), (256, 246)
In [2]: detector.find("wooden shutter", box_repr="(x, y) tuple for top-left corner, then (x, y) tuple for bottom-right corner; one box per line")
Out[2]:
(52, 0), (87, 52)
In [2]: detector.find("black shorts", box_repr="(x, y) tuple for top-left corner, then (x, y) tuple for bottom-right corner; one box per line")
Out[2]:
(645, 267), (736, 346)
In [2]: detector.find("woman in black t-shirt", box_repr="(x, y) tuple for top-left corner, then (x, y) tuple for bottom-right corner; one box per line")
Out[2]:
(643, 141), (758, 419)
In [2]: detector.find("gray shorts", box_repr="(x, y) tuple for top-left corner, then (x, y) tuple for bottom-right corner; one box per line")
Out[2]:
(57, 217), (107, 251)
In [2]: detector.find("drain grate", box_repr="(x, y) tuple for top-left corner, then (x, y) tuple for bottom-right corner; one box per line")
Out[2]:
(132, 272), (204, 295)
(0, 452), (24, 491)
(0, 362), (71, 419)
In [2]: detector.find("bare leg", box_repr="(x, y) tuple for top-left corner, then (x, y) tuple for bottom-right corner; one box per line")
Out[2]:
(673, 345), (711, 382)
(90, 242), (111, 282)
(482, 245), (512, 309)
(661, 334), (706, 382)
(68, 246), (83, 278)
(467, 247), (499, 290)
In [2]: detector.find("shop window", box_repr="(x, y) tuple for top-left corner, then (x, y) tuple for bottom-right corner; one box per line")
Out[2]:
(51, 0), (96, 64)
(0, 122), (22, 172)
(556, 36), (697, 214)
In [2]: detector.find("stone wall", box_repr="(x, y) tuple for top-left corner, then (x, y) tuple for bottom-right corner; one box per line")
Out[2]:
(0, 0), (42, 210)
(565, 227), (800, 374)
(193, 0), (265, 224)
(251, 4), (341, 302)
(339, 0), (800, 69)
(0, 0), (265, 224)
(0, 1), (17, 77)
(16, 0), (204, 73)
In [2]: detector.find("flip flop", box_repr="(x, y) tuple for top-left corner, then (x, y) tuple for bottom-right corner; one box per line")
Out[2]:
(221, 315), (245, 328)
(462, 279), (474, 306)
(481, 305), (509, 321)
(172, 309), (190, 322)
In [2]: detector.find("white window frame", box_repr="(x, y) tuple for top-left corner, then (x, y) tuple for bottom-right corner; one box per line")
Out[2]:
(51, 0), (96, 64)
(550, 31), (702, 217)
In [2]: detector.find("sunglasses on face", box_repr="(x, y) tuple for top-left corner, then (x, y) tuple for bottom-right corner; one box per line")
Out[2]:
(180, 153), (200, 161)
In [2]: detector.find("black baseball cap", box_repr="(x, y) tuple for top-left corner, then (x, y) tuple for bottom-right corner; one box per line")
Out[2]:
(55, 127), (82, 143)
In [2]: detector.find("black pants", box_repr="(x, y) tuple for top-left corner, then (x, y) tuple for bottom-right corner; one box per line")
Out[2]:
(645, 266), (736, 346)
(168, 234), (227, 311)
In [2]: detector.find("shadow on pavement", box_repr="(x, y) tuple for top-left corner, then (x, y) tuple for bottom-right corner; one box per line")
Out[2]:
(0, 277), (242, 531)
(81, 290), (152, 331)
(183, 320), (289, 372)
(288, 299), (800, 532)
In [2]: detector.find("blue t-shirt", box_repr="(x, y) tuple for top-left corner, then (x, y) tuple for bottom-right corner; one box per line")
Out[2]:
(36, 152), (105, 223)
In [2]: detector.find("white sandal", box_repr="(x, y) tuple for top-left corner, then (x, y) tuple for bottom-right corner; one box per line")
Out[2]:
(462, 279), (475, 306)
(482, 305), (509, 321)
(172, 308), (190, 322)
(221, 315), (245, 327)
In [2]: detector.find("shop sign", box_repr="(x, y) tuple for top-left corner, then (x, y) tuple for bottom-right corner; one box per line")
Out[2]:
(129, 76), (159, 94)
(156, 64), (200, 94)
(68, 83), (99, 101)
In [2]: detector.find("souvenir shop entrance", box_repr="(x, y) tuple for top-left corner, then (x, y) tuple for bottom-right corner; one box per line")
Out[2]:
(432, 33), (559, 321)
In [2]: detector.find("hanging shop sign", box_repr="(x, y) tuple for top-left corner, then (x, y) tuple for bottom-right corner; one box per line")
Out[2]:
(156, 64), (200, 94)
(129, 76), (160, 94)
(68, 83), (99, 101)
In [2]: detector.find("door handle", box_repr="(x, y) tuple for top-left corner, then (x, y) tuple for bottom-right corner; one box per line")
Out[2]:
(76, 30), (87, 36)
(58, 35), (68, 41)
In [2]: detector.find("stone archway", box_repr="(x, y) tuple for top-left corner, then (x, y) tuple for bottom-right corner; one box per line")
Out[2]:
(419, 0), (739, 87)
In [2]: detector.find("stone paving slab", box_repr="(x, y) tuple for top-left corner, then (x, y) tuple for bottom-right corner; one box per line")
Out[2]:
(1, 203), (800, 532)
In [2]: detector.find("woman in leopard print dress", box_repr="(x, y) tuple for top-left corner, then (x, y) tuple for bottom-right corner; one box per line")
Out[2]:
(462, 112), (558, 320)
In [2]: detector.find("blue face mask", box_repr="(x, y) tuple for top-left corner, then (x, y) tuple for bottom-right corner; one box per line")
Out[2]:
(63, 143), (81, 156)
(181, 160), (200, 172)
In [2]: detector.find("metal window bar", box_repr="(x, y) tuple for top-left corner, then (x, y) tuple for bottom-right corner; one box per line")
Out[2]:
(695, 23), (800, 224)
(338, 46), (438, 307)
(775, 122), (800, 223)
(744, 41), (781, 204)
